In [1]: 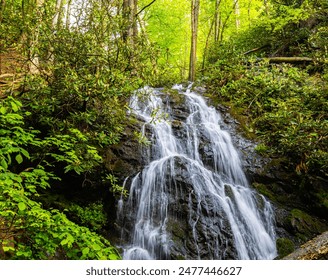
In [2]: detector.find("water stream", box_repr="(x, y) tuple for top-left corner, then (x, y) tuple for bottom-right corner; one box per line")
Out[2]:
(118, 85), (277, 260)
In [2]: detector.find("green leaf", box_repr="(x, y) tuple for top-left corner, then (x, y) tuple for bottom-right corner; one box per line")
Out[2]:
(1, 158), (8, 170)
(92, 244), (101, 251)
(20, 149), (30, 159)
(10, 101), (19, 112)
(18, 202), (26, 211)
(3, 246), (15, 252)
(15, 154), (23, 164)
(0, 107), (6, 114)
(109, 253), (120, 260)
(82, 247), (90, 256)
(60, 239), (68, 246)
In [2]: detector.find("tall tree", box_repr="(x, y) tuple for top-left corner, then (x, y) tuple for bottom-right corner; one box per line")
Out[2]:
(52, 0), (64, 29)
(214, 0), (222, 42)
(234, 0), (240, 29)
(123, 0), (138, 45)
(189, 0), (200, 81)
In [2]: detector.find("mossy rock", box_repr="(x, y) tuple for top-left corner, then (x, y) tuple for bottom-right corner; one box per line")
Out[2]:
(276, 238), (295, 259)
(162, 88), (185, 106)
(171, 120), (183, 129)
(111, 159), (131, 174)
(166, 219), (186, 241)
(287, 208), (328, 242)
(174, 254), (186, 260)
(252, 182), (276, 202)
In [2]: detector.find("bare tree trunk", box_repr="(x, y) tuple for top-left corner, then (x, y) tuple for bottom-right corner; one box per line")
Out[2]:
(202, 15), (215, 70)
(266, 57), (314, 64)
(214, 0), (221, 42)
(234, 0), (240, 29)
(65, 0), (73, 29)
(132, 0), (138, 41)
(123, 0), (136, 43)
(52, 0), (63, 29)
(29, 0), (44, 74)
(264, 0), (269, 16)
(189, 0), (200, 82)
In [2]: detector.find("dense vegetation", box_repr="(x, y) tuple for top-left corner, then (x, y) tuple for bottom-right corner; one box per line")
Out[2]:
(1, 0), (327, 259)
(203, 0), (328, 217)
(0, 0), (157, 259)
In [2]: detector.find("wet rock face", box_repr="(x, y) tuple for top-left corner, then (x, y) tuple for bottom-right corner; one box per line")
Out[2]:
(117, 155), (240, 260)
(165, 157), (239, 260)
(104, 122), (146, 182)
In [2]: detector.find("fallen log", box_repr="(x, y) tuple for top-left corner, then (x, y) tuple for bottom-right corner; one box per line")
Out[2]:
(267, 57), (313, 64)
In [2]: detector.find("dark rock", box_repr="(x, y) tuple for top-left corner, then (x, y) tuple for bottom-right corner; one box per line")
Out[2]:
(104, 122), (145, 182)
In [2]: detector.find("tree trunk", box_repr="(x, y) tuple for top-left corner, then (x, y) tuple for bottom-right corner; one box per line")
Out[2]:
(132, 0), (138, 41)
(214, 0), (221, 42)
(189, 0), (200, 82)
(234, 0), (240, 29)
(52, 0), (64, 29)
(202, 15), (216, 70)
(28, 0), (44, 74)
(264, 0), (269, 16)
(123, 0), (137, 44)
(65, 0), (72, 29)
(219, 1), (238, 42)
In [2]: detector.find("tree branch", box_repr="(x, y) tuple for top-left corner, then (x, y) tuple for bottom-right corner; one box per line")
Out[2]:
(243, 45), (270, 55)
(136, 0), (156, 17)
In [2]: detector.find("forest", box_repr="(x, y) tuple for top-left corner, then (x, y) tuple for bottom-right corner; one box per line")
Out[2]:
(0, 0), (327, 260)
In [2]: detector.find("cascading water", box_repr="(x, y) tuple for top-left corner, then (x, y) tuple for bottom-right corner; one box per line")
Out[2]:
(118, 85), (277, 260)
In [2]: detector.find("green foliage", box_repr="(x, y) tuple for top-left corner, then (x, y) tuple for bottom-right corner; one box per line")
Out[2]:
(43, 129), (103, 175)
(68, 202), (107, 232)
(139, 0), (190, 82)
(0, 97), (120, 260)
(207, 62), (328, 176)
(1, 0), (170, 259)
(205, 0), (328, 68)
(254, 143), (269, 155)
(105, 174), (127, 197)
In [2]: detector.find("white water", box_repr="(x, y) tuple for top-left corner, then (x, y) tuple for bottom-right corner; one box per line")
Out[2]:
(120, 85), (277, 260)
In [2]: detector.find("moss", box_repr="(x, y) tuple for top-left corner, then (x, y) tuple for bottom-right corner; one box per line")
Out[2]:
(162, 88), (185, 106)
(174, 254), (186, 260)
(252, 182), (276, 202)
(254, 143), (269, 155)
(166, 218), (186, 243)
(276, 238), (295, 259)
(287, 208), (328, 241)
(112, 159), (129, 173)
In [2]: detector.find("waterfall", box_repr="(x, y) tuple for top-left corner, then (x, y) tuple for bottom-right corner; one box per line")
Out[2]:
(119, 85), (277, 260)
